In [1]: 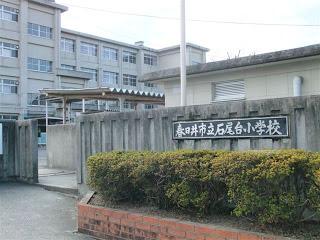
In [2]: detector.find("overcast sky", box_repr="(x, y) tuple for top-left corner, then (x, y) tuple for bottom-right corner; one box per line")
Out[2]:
(56, 0), (320, 61)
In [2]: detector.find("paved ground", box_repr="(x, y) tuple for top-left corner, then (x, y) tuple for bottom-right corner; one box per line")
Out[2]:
(39, 168), (77, 189)
(0, 183), (93, 240)
(38, 147), (78, 191)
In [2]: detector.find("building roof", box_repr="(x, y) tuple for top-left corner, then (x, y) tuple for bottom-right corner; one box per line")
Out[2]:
(30, 0), (68, 12)
(158, 43), (210, 53)
(61, 28), (209, 53)
(40, 87), (165, 104)
(140, 43), (320, 82)
(62, 28), (149, 51)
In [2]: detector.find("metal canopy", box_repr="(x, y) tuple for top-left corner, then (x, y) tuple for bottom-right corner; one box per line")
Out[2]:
(40, 87), (165, 104)
(40, 87), (165, 125)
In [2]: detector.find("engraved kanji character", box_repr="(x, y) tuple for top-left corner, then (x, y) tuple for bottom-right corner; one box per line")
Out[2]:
(198, 122), (207, 137)
(235, 121), (244, 135)
(190, 124), (199, 137)
(207, 123), (215, 136)
(215, 123), (225, 136)
(254, 120), (267, 135)
(175, 124), (185, 138)
(266, 120), (282, 135)
(225, 122), (235, 135)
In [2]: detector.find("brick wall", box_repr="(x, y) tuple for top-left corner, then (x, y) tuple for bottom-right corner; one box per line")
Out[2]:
(78, 201), (284, 240)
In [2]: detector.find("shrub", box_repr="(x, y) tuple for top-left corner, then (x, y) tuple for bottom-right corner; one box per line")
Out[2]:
(213, 150), (320, 224)
(87, 149), (320, 225)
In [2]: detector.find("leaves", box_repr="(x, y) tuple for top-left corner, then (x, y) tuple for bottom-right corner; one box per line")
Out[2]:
(87, 149), (320, 225)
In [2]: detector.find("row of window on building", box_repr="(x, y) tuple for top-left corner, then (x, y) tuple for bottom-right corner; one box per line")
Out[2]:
(0, 4), (158, 66)
(0, 53), (153, 90)
(61, 65), (154, 88)
(62, 38), (158, 65)
(0, 43), (156, 85)
(0, 40), (156, 68)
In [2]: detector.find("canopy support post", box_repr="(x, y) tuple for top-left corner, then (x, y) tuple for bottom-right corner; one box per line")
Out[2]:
(82, 99), (85, 113)
(63, 97), (67, 124)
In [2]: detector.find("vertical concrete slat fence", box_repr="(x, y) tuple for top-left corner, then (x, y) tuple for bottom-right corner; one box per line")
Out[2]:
(46, 96), (320, 193)
(0, 120), (38, 183)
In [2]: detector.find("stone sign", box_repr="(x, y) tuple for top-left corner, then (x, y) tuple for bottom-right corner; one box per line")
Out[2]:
(173, 116), (289, 140)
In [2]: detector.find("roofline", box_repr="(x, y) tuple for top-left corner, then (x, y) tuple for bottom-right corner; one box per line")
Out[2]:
(158, 43), (210, 53)
(29, 0), (68, 12)
(40, 87), (165, 104)
(61, 28), (158, 52)
(61, 28), (209, 54)
(40, 87), (165, 98)
(140, 43), (320, 82)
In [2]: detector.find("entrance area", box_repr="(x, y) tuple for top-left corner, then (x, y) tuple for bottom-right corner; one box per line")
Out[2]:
(0, 183), (92, 239)
(38, 145), (78, 194)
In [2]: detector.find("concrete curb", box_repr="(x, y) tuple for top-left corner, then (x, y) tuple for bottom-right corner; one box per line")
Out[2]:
(36, 183), (79, 196)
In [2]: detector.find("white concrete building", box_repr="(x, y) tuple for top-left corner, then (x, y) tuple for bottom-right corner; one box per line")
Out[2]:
(0, 0), (209, 120)
(141, 44), (320, 108)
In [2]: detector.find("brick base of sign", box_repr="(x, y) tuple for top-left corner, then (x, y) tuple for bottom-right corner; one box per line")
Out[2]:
(78, 192), (283, 240)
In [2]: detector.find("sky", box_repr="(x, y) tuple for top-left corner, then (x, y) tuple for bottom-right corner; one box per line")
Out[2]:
(55, 0), (320, 61)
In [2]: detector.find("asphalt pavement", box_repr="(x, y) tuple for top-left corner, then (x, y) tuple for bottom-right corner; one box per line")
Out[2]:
(0, 182), (93, 240)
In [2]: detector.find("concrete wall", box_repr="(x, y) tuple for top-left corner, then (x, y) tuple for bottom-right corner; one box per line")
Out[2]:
(68, 95), (320, 194)
(0, 120), (38, 183)
(47, 124), (76, 171)
(162, 56), (320, 107)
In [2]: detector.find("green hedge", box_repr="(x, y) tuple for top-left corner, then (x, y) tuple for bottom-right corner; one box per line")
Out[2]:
(87, 150), (320, 225)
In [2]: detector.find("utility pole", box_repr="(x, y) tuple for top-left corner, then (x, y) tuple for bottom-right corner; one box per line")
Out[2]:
(180, 0), (187, 106)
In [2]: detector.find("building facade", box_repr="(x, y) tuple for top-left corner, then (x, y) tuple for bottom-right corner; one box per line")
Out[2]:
(0, 0), (209, 120)
(141, 44), (320, 108)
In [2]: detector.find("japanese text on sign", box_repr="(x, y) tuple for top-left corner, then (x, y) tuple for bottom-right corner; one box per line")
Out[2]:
(173, 116), (289, 140)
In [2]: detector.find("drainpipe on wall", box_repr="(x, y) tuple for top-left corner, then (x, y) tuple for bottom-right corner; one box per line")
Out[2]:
(293, 76), (303, 97)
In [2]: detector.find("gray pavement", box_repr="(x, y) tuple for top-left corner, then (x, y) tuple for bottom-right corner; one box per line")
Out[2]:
(38, 147), (78, 193)
(38, 168), (77, 190)
(0, 183), (93, 240)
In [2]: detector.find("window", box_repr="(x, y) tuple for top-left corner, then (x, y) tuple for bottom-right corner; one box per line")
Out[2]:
(123, 74), (137, 87)
(104, 100), (120, 112)
(123, 51), (136, 64)
(0, 114), (18, 120)
(0, 42), (18, 58)
(80, 42), (97, 56)
(0, 5), (18, 22)
(212, 80), (245, 102)
(61, 64), (76, 71)
(0, 79), (18, 94)
(144, 54), (157, 66)
(27, 58), (52, 72)
(103, 47), (118, 61)
(145, 104), (154, 110)
(61, 38), (75, 53)
(27, 93), (46, 106)
(144, 82), (154, 88)
(123, 101), (136, 110)
(28, 23), (52, 39)
(102, 71), (119, 85)
(80, 67), (97, 81)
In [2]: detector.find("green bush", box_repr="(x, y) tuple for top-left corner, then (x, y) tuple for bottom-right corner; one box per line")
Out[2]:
(87, 149), (320, 225)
